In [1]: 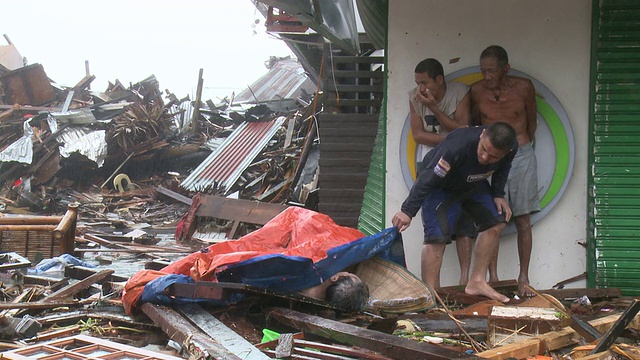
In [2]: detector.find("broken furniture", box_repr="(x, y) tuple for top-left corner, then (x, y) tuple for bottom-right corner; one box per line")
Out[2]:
(0, 203), (79, 262)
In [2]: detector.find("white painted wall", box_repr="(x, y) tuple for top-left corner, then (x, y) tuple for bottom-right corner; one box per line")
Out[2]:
(386, 1), (591, 290)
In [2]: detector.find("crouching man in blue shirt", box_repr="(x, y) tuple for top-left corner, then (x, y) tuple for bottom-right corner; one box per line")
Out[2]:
(392, 122), (518, 302)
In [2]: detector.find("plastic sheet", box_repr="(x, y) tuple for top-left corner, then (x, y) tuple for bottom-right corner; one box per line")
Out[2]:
(122, 207), (402, 315)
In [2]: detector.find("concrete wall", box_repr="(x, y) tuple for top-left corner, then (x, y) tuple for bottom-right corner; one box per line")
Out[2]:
(386, 1), (591, 290)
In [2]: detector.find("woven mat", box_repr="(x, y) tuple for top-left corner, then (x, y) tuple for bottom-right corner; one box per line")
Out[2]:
(356, 256), (435, 314)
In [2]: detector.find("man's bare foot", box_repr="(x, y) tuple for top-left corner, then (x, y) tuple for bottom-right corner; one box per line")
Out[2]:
(466, 281), (510, 302)
(518, 275), (535, 297)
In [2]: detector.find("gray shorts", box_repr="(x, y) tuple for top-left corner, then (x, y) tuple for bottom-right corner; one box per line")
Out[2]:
(505, 142), (541, 217)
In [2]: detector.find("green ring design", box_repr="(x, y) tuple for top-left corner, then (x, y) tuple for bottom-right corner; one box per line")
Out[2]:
(537, 98), (569, 208)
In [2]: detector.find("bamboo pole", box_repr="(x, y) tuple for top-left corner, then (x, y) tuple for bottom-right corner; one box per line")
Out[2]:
(0, 216), (63, 225)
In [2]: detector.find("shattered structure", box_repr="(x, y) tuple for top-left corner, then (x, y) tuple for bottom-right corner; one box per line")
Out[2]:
(1, 30), (640, 360)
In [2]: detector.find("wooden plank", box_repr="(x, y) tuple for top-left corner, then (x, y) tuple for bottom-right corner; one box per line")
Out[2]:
(64, 265), (128, 283)
(319, 143), (375, 152)
(0, 300), (92, 310)
(196, 195), (288, 225)
(46, 269), (114, 302)
(317, 174), (369, 185)
(437, 280), (518, 305)
(477, 313), (640, 360)
(318, 114), (381, 123)
(330, 70), (384, 78)
(319, 189), (366, 198)
(318, 127), (379, 137)
(319, 157), (376, 167)
(477, 338), (541, 360)
(294, 339), (392, 360)
(540, 287), (622, 300)
(275, 333), (295, 358)
(590, 299), (640, 354)
(330, 85), (384, 93)
(318, 202), (365, 213)
(155, 186), (192, 205)
(323, 99), (382, 107)
(178, 304), (270, 360)
(331, 56), (384, 64)
(268, 307), (478, 360)
(141, 303), (242, 360)
(84, 233), (165, 261)
(400, 314), (488, 334)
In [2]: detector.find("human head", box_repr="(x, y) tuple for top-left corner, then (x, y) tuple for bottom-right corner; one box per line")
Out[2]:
(479, 45), (510, 89)
(325, 272), (369, 312)
(414, 58), (445, 98)
(477, 122), (516, 165)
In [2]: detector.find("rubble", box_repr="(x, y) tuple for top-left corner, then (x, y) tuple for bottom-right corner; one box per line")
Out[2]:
(1, 39), (640, 360)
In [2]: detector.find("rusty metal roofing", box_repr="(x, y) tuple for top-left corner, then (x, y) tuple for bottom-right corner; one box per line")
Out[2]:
(234, 59), (315, 103)
(180, 117), (286, 193)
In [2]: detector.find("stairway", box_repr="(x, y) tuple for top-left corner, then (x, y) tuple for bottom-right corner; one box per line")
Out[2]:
(318, 41), (384, 228)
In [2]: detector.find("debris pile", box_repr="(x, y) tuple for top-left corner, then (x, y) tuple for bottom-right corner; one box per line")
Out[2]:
(0, 60), (319, 234)
(2, 40), (640, 360)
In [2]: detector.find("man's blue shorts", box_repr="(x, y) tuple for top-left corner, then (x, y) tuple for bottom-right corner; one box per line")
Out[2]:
(420, 188), (505, 245)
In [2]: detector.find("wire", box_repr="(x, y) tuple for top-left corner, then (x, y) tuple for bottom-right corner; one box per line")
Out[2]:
(328, 42), (340, 107)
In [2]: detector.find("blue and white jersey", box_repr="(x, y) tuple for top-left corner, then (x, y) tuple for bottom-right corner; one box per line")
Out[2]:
(401, 126), (518, 218)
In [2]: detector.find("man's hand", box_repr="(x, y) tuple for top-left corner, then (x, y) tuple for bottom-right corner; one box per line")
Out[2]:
(416, 89), (438, 111)
(392, 211), (412, 232)
(493, 197), (512, 222)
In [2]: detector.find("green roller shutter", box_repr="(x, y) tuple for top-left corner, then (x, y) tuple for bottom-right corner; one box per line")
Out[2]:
(588, 0), (640, 295)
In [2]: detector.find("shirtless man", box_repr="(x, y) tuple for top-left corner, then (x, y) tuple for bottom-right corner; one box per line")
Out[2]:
(408, 58), (475, 289)
(471, 45), (540, 297)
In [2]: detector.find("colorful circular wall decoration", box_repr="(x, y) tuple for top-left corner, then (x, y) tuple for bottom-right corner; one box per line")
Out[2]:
(399, 67), (575, 234)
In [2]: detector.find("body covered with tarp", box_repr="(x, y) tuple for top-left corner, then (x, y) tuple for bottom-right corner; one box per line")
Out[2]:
(122, 206), (401, 315)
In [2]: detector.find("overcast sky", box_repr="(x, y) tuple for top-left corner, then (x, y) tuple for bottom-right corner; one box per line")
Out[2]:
(2, 1), (293, 101)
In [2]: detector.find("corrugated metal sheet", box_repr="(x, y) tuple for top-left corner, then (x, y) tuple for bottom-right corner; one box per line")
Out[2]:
(355, 0), (387, 50)
(588, 0), (640, 295)
(358, 106), (386, 236)
(180, 117), (286, 193)
(235, 59), (315, 103)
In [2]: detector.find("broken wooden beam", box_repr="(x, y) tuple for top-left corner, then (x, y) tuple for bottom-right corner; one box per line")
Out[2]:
(399, 314), (488, 334)
(0, 252), (31, 271)
(0, 300), (93, 310)
(46, 269), (114, 302)
(540, 287), (622, 300)
(155, 185), (192, 205)
(140, 302), (242, 360)
(177, 304), (270, 359)
(83, 233), (166, 260)
(590, 299), (640, 354)
(37, 310), (154, 329)
(64, 265), (128, 283)
(267, 307), (478, 360)
(477, 312), (640, 359)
